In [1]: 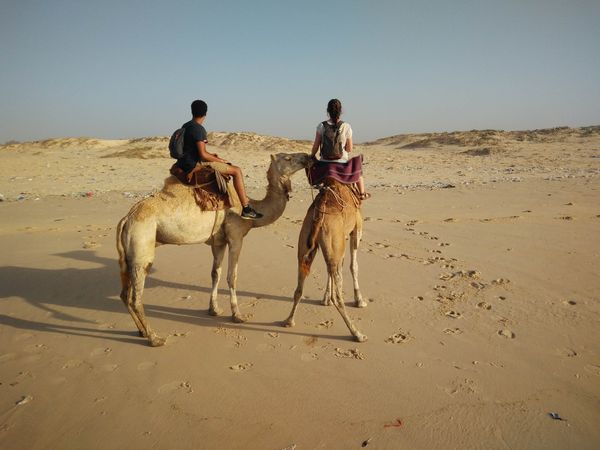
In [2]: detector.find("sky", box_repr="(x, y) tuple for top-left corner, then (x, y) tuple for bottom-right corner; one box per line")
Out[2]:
(1, 0), (599, 143)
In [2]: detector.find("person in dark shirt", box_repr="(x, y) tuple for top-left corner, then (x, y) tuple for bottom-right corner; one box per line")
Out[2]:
(176, 100), (262, 220)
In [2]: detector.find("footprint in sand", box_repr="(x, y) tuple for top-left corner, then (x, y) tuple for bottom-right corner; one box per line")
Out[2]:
(334, 348), (365, 360)
(300, 352), (319, 362)
(23, 343), (48, 354)
(90, 347), (112, 357)
(476, 301), (492, 310)
(62, 359), (84, 369)
(385, 331), (411, 344)
(443, 328), (463, 335)
(445, 378), (476, 396)
(317, 320), (334, 329)
(100, 364), (118, 372)
(304, 336), (319, 346)
(557, 216), (573, 221)
(445, 310), (462, 319)
(492, 278), (510, 285)
(563, 300), (577, 306)
(584, 364), (600, 376)
(137, 361), (157, 371)
(229, 363), (253, 372)
(0, 353), (17, 363)
(497, 329), (515, 339)
(557, 348), (577, 358)
(158, 381), (193, 393)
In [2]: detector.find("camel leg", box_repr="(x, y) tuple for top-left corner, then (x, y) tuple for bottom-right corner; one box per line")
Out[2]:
(284, 228), (318, 327)
(129, 264), (166, 347)
(208, 243), (226, 316)
(226, 241), (246, 323)
(330, 265), (367, 342)
(120, 270), (146, 337)
(322, 274), (333, 306)
(284, 266), (309, 328)
(350, 227), (367, 308)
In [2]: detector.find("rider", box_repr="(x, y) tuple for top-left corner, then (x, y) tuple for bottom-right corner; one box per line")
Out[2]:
(176, 100), (262, 219)
(310, 98), (370, 199)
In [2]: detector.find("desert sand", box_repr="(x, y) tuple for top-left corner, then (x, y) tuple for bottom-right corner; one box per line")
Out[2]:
(1, 126), (599, 449)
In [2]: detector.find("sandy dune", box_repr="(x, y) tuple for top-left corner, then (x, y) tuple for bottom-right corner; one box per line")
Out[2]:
(1, 126), (599, 449)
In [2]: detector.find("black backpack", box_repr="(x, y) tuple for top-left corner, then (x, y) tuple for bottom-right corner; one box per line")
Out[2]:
(168, 124), (188, 159)
(320, 121), (344, 160)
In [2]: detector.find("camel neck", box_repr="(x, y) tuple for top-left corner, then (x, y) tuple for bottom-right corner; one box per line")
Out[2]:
(248, 166), (290, 228)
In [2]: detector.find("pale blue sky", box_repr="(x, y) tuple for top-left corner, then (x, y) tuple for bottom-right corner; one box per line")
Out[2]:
(1, 0), (599, 143)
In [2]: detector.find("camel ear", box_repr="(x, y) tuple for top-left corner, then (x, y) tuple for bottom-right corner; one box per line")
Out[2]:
(270, 154), (275, 161)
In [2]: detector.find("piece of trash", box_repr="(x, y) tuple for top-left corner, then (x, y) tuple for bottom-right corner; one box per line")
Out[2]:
(362, 437), (373, 447)
(181, 295), (192, 300)
(384, 418), (403, 428)
(548, 412), (566, 421)
(16, 395), (33, 406)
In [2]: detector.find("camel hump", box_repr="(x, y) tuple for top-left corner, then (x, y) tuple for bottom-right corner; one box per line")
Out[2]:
(164, 164), (234, 212)
(312, 178), (362, 211)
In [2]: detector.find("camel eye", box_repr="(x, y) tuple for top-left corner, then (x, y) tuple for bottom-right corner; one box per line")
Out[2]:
(284, 156), (291, 161)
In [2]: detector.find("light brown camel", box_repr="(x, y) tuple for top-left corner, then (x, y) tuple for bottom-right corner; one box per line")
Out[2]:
(284, 179), (368, 342)
(116, 152), (310, 346)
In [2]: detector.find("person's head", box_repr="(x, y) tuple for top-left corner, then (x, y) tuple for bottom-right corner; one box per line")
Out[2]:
(327, 99), (342, 122)
(191, 99), (208, 118)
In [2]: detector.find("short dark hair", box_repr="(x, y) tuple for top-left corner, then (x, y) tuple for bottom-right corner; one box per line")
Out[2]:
(191, 100), (208, 117)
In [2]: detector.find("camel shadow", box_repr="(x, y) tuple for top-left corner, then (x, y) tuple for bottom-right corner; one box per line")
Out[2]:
(0, 250), (348, 346)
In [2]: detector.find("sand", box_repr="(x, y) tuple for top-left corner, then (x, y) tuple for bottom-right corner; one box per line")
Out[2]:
(1, 127), (599, 449)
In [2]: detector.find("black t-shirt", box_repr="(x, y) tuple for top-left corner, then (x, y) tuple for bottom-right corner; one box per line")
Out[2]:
(176, 120), (208, 173)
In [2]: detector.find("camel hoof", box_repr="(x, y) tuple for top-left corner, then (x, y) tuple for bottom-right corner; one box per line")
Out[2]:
(355, 300), (368, 308)
(283, 319), (295, 328)
(354, 334), (368, 343)
(321, 299), (332, 306)
(232, 315), (247, 324)
(138, 330), (147, 338)
(209, 307), (223, 316)
(149, 335), (167, 347)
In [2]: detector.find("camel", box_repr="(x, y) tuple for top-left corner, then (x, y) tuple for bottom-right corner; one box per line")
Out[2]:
(283, 178), (368, 342)
(116, 152), (310, 346)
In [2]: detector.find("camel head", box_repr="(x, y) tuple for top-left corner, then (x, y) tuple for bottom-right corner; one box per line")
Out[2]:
(269, 152), (311, 176)
(268, 152), (311, 198)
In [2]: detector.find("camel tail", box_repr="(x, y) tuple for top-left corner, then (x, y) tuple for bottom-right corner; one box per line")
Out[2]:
(300, 215), (323, 276)
(116, 215), (130, 301)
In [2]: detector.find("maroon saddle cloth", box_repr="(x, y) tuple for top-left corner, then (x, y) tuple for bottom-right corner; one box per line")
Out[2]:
(306, 155), (363, 186)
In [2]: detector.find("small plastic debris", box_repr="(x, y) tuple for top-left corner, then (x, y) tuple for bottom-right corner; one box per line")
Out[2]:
(548, 412), (566, 421)
(16, 395), (33, 406)
(181, 295), (192, 300)
(384, 418), (403, 428)
(362, 437), (372, 447)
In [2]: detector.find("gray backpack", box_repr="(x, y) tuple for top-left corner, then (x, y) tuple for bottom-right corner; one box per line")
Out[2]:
(320, 121), (344, 160)
(168, 123), (188, 159)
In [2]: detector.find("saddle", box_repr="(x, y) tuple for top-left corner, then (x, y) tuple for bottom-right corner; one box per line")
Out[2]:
(169, 163), (232, 211)
(303, 178), (361, 259)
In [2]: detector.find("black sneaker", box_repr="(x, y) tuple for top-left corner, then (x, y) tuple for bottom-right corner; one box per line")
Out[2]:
(241, 205), (263, 220)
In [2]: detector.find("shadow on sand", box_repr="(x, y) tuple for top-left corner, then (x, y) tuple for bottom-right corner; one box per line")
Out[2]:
(0, 250), (351, 346)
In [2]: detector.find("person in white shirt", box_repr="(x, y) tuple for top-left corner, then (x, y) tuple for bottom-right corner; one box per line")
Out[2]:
(310, 98), (370, 199)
